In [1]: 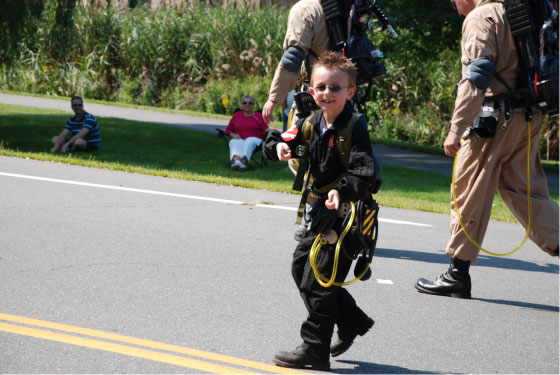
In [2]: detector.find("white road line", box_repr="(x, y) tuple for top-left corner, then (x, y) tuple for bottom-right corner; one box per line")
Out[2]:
(376, 279), (394, 285)
(0, 171), (432, 227)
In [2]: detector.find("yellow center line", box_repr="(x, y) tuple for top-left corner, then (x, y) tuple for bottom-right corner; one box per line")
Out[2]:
(0, 322), (253, 374)
(0, 313), (306, 374)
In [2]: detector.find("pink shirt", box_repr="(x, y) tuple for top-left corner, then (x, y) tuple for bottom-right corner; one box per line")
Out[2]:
(225, 111), (269, 140)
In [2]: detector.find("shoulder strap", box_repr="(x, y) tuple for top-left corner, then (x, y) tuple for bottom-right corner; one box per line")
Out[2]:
(292, 114), (315, 192)
(337, 113), (360, 168)
(302, 114), (314, 147)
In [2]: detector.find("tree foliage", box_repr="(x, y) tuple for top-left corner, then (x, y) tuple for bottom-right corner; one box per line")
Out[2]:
(0, 0), (78, 64)
(0, 0), (45, 64)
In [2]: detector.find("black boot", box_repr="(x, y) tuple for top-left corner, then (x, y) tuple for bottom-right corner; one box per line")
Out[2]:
(330, 317), (374, 357)
(273, 343), (330, 370)
(415, 257), (472, 299)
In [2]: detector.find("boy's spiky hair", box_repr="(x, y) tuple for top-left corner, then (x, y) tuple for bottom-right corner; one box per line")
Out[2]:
(311, 51), (357, 87)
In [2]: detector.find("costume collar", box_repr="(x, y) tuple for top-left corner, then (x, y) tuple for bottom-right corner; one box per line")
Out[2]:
(309, 102), (353, 131)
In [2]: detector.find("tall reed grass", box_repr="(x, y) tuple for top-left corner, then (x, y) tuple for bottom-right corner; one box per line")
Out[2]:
(1, 4), (287, 112)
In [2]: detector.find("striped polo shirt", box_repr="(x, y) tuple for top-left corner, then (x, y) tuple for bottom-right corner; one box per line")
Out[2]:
(64, 111), (101, 148)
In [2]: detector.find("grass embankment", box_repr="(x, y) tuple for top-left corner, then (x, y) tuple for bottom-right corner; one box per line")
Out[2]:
(0, 102), (557, 222)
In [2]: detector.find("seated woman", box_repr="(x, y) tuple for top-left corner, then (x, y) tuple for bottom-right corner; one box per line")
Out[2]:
(225, 95), (269, 171)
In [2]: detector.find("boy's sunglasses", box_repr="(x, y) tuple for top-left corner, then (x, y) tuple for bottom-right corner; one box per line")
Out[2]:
(72, 103), (83, 107)
(243, 101), (254, 105)
(313, 85), (348, 93)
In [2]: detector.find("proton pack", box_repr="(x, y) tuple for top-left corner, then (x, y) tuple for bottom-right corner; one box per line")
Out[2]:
(321, 0), (397, 85)
(500, 0), (559, 116)
(287, 0), (397, 127)
(320, 0), (397, 114)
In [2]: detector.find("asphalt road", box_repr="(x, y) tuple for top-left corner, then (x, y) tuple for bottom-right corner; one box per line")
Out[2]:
(1, 156), (558, 374)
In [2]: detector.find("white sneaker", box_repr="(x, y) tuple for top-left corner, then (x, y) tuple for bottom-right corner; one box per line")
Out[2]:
(231, 160), (244, 171)
(239, 161), (248, 171)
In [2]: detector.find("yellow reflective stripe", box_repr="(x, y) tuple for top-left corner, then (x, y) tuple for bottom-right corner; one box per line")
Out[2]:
(362, 209), (376, 235)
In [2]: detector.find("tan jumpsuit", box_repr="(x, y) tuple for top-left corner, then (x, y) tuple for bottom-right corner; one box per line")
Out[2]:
(268, 0), (330, 105)
(446, 1), (559, 261)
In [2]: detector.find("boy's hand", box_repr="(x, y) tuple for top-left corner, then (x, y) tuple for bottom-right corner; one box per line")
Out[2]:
(276, 142), (292, 161)
(325, 189), (340, 211)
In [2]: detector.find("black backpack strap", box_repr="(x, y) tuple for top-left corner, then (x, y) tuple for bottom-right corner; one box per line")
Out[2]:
(292, 115), (314, 191)
(493, 71), (514, 92)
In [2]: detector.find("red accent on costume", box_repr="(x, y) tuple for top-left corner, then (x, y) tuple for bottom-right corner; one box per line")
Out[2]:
(282, 126), (299, 141)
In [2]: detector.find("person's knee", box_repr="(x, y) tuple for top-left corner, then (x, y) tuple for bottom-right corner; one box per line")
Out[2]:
(72, 139), (87, 150)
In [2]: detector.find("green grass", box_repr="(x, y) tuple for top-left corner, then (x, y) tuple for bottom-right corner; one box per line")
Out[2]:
(0, 103), (557, 222)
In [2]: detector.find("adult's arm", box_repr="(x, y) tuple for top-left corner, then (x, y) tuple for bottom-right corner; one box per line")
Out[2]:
(63, 127), (90, 149)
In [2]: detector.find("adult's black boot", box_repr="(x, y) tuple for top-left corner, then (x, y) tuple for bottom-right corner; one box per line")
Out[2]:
(331, 317), (375, 357)
(415, 257), (471, 299)
(273, 343), (330, 370)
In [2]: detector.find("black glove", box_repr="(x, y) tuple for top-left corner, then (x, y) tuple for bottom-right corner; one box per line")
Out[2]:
(306, 197), (338, 235)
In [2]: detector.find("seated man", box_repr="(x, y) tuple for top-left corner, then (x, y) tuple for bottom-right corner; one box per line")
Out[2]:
(51, 96), (101, 152)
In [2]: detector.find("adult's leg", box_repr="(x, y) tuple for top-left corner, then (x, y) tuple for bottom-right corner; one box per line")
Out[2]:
(497, 111), (559, 255)
(70, 138), (87, 151)
(228, 138), (244, 161)
(51, 136), (65, 152)
(241, 137), (263, 162)
(416, 116), (518, 298)
(445, 135), (502, 262)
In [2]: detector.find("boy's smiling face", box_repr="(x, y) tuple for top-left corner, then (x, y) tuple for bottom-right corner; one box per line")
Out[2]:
(310, 66), (356, 122)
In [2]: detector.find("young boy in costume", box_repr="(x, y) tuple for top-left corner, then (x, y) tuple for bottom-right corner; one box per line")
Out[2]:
(263, 51), (379, 370)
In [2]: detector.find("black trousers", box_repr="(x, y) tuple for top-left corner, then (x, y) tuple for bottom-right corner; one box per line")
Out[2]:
(291, 230), (371, 355)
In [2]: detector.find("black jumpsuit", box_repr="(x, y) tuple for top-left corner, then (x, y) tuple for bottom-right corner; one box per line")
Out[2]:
(263, 102), (377, 356)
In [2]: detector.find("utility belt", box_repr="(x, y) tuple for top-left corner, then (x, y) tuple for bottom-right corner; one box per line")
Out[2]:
(470, 97), (538, 138)
(304, 197), (360, 218)
(305, 192), (351, 218)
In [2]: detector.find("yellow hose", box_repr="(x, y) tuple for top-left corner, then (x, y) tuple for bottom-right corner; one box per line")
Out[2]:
(287, 107), (295, 129)
(451, 121), (532, 257)
(309, 202), (373, 287)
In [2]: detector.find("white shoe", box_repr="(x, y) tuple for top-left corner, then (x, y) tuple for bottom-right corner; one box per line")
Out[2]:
(232, 160), (244, 171)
